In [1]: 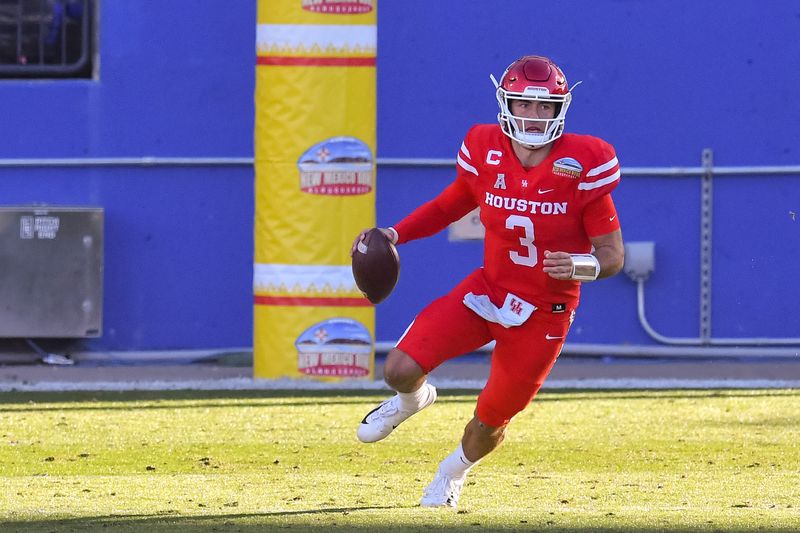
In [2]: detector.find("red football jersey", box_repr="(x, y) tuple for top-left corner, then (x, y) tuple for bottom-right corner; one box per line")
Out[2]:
(394, 124), (621, 308)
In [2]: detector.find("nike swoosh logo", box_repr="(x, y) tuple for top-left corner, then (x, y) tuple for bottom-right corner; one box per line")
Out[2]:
(609, 215), (617, 222)
(545, 334), (563, 340)
(360, 403), (383, 424)
(537, 188), (554, 194)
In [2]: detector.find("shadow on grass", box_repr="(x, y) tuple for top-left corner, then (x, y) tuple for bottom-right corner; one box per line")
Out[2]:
(0, 389), (390, 409)
(0, 388), (797, 413)
(2, 510), (798, 533)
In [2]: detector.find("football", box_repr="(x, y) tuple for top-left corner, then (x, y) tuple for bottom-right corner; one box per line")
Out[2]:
(352, 228), (400, 304)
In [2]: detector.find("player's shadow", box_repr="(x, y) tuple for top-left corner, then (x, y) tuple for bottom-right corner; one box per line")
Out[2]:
(244, 505), (402, 516)
(3, 512), (798, 533)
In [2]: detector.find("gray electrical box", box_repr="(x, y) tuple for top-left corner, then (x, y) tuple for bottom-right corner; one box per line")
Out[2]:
(0, 206), (103, 337)
(623, 241), (655, 282)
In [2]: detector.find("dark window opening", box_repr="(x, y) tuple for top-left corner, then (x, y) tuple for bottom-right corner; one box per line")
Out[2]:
(0, 0), (93, 78)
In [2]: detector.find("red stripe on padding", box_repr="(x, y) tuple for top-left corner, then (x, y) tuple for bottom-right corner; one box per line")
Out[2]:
(257, 56), (376, 67)
(254, 295), (372, 307)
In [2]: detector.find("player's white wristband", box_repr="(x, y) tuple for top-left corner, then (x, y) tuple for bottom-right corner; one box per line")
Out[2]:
(569, 254), (600, 281)
(385, 226), (399, 244)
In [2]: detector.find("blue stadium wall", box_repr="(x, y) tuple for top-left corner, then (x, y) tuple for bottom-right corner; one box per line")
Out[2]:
(0, 1), (797, 351)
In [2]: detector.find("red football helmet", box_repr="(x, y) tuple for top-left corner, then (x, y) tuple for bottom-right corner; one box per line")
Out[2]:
(491, 55), (574, 148)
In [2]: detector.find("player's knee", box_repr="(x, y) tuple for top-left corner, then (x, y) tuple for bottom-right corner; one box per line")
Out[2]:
(476, 379), (541, 428)
(383, 348), (425, 391)
(475, 396), (524, 430)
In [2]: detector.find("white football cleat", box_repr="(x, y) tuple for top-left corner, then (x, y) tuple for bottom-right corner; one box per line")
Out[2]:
(356, 384), (437, 443)
(420, 469), (465, 508)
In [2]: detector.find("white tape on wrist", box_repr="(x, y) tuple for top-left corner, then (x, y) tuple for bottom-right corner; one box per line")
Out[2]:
(569, 253), (600, 281)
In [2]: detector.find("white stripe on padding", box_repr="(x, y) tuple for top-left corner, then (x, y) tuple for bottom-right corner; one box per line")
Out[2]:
(586, 156), (619, 177)
(457, 154), (478, 176)
(257, 24), (377, 51)
(253, 263), (357, 292)
(578, 169), (620, 190)
(460, 142), (471, 159)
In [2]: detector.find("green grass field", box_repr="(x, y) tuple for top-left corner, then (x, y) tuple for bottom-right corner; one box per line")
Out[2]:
(1, 388), (798, 532)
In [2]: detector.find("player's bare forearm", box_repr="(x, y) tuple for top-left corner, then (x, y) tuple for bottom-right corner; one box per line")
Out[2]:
(591, 229), (624, 279)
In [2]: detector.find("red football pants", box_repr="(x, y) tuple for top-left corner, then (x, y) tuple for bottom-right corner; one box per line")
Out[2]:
(397, 268), (573, 427)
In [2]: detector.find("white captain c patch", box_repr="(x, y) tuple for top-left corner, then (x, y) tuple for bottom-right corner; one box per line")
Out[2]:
(486, 150), (502, 165)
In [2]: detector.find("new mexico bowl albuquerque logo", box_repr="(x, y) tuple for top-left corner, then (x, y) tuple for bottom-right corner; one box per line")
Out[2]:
(295, 318), (372, 377)
(302, 0), (373, 14)
(552, 157), (583, 179)
(297, 136), (373, 195)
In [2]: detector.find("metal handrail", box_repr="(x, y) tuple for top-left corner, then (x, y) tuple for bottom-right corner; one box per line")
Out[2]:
(0, 157), (254, 167)
(378, 158), (800, 176)
(1, 156), (799, 175)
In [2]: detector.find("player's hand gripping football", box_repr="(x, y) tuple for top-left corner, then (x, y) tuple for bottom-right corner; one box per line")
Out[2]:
(542, 250), (574, 280)
(350, 227), (397, 257)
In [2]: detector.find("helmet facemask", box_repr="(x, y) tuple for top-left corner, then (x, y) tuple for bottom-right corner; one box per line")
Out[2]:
(490, 55), (577, 149)
(491, 78), (573, 149)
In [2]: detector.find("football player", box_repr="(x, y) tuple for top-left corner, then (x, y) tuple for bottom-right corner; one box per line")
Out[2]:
(352, 55), (624, 508)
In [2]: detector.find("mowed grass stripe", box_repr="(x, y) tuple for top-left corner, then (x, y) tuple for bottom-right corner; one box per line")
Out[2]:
(0, 389), (798, 532)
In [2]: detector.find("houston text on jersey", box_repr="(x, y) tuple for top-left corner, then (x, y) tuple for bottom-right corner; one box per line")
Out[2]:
(484, 192), (567, 215)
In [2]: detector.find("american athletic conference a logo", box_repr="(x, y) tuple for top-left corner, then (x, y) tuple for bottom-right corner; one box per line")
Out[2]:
(297, 137), (373, 195)
(302, 0), (373, 14)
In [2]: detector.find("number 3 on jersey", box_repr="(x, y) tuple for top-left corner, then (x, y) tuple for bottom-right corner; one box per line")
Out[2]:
(505, 215), (537, 267)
